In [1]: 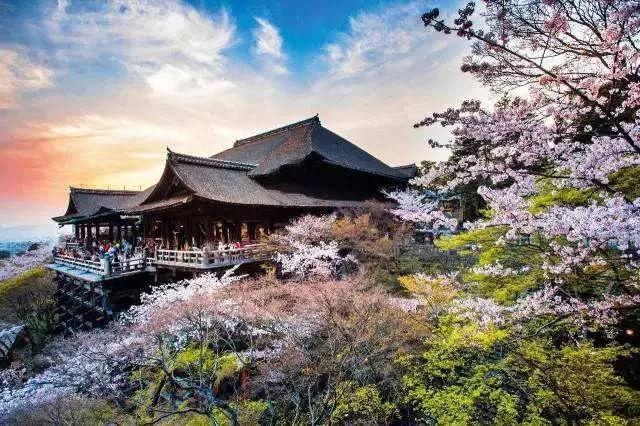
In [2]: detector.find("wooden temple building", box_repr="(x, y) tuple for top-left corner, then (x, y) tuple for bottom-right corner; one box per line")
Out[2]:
(48, 116), (416, 330)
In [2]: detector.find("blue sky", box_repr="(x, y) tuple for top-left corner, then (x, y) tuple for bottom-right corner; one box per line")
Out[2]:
(0, 0), (486, 226)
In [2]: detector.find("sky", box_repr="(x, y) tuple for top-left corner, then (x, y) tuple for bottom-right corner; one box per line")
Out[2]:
(0, 0), (487, 228)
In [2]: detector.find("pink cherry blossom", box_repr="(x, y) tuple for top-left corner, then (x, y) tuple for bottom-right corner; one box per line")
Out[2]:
(0, 243), (52, 281)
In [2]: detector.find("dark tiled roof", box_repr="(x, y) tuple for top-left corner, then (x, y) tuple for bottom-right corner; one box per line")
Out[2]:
(163, 150), (368, 208)
(127, 195), (193, 214)
(169, 150), (256, 171)
(212, 115), (407, 181)
(69, 188), (140, 214)
(394, 164), (419, 179)
(54, 188), (141, 223)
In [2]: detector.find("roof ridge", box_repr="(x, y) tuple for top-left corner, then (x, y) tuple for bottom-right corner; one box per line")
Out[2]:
(70, 187), (139, 195)
(169, 150), (256, 171)
(233, 115), (320, 147)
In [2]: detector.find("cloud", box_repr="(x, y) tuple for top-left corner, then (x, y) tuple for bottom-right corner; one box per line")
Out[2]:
(323, 2), (426, 79)
(0, 47), (54, 109)
(254, 17), (285, 59)
(48, 0), (236, 98)
(253, 17), (288, 75)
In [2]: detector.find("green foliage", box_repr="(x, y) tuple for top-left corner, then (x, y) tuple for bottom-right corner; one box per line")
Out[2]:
(331, 381), (397, 424)
(0, 267), (56, 345)
(509, 341), (640, 424)
(402, 316), (640, 425)
(437, 227), (547, 303)
(436, 226), (507, 254)
(396, 221), (640, 425)
(403, 354), (518, 424)
(527, 184), (594, 214)
(212, 400), (268, 425)
(370, 245), (473, 293)
(128, 344), (243, 424)
(610, 166), (640, 200)
(0, 267), (48, 301)
(173, 344), (240, 387)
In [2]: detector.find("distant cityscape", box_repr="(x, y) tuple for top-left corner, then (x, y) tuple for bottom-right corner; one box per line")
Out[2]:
(0, 241), (38, 258)
(0, 224), (62, 259)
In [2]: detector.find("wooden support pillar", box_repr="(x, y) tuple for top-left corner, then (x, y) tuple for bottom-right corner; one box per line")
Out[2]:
(74, 225), (80, 239)
(247, 223), (257, 241)
(227, 222), (236, 243)
(161, 221), (167, 247)
(222, 222), (227, 242)
(233, 223), (241, 242)
(133, 223), (138, 247)
(80, 224), (86, 239)
(228, 222), (235, 242)
(116, 225), (122, 241)
(108, 225), (114, 242)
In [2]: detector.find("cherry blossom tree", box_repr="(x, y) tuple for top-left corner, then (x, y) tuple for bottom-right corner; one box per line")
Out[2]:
(270, 214), (357, 279)
(389, 0), (640, 331)
(0, 271), (241, 421)
(0, 266), (421, 423)
(0, 243), (52, 281)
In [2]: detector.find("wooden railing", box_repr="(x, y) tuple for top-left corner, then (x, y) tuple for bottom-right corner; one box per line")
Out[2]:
(155, 244), (268, 268)
(52, 244), (268, 277)
(53, 254), (146, 277)
(53, 255), (104, 274)
(155, 249), (204, 265)
(111, 257), (146, 275)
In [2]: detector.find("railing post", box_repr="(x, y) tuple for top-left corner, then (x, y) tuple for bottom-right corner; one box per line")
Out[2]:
(100, 256), (111, 277)
(202, 249), (209, 267)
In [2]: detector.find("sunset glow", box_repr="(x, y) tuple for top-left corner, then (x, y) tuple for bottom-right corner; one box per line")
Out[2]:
(0, 0), (484, 226)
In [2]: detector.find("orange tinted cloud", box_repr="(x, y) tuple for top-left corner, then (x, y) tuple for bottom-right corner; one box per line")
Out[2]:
(0, 116), (182, 223)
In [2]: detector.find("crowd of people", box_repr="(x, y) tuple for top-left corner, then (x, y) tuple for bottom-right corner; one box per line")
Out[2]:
(53, 237), (145, 264)
(54, 237), (255, 263)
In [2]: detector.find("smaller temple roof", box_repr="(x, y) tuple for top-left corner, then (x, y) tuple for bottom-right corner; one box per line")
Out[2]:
(54, 187), (141, 224)
(393, 164), (419, 179)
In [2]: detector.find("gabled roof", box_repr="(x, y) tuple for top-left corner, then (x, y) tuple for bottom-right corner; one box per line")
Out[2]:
(212, 115), (407, 181)
(127, 149), (380, 212)
(54, 187), (141, 223)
